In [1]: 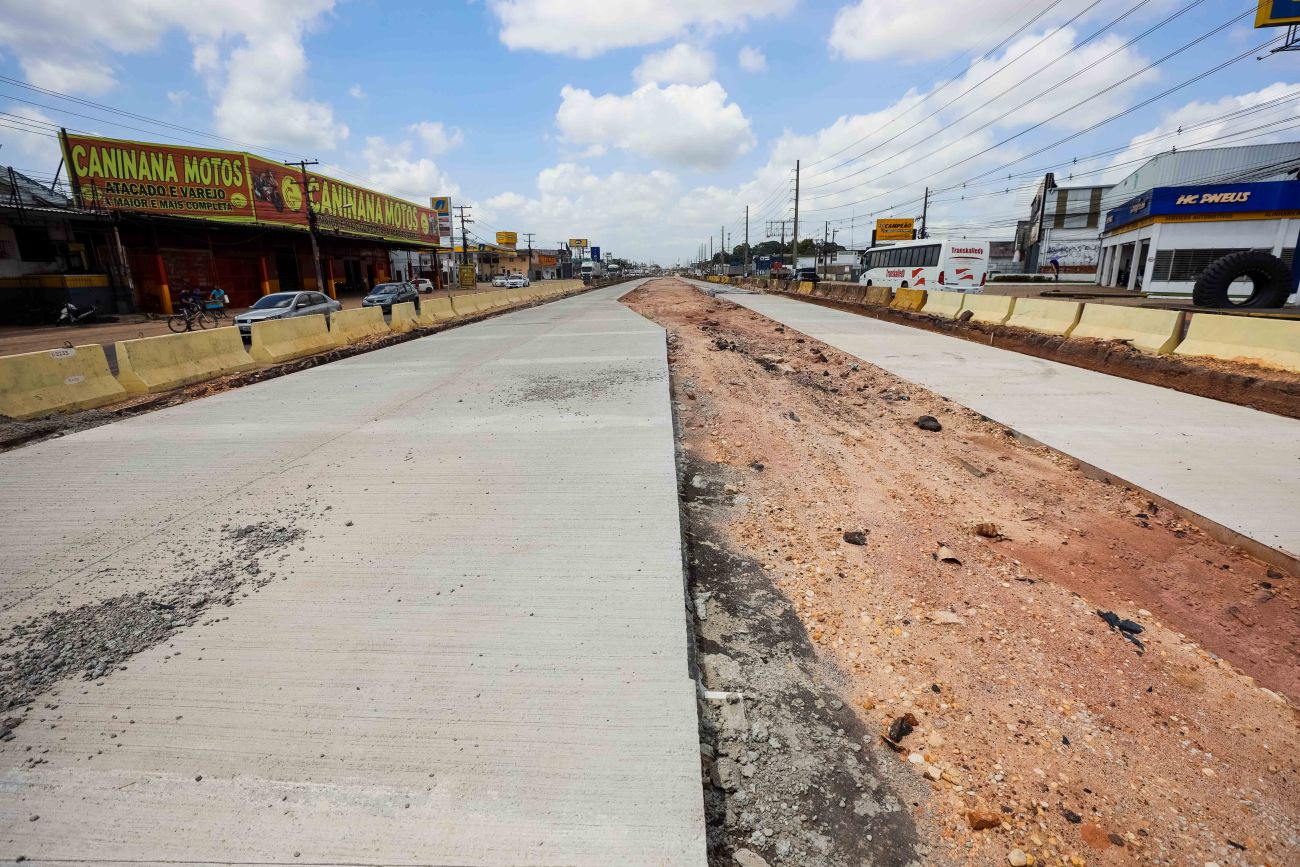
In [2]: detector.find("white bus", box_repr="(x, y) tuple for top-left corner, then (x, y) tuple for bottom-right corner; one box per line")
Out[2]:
(857, 239), (990, 292)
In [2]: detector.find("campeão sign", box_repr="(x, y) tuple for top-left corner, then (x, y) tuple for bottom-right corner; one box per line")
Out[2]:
(61, 132), (439, 247)
(875, 218), (915, 241)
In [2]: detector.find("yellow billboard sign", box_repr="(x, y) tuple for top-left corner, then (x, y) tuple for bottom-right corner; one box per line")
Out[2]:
(568, 238), (589, 248)
(496, 231), (518, 248)
(1255, 0), (1300, 26)
(876, 218), (915, 241)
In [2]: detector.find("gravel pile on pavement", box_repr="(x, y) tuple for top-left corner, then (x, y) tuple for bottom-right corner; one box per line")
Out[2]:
(0, 518), (305, 729)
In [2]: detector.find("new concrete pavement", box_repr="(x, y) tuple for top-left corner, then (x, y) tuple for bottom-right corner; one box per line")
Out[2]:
(0, 281), (706, 865)
(724, 292), (1300, 564)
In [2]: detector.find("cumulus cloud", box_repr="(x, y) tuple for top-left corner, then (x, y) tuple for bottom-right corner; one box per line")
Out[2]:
(1, 105), (63, 175)
(634, 43), (715, 86)
(355, 130), (460, 202)
(829, 0), (1117, 62)
(1097, 82), (1300, 182)
(738, 46), (766, 73)
(409, 121), (464, 155)
(555, 82), (755, 169)
(0, 0), (346, 152)
(480, 162), (683, 260)
(488, 0), (795, 58)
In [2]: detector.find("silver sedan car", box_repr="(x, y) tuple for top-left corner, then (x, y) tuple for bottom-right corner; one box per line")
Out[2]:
(233, 290), (342, 339)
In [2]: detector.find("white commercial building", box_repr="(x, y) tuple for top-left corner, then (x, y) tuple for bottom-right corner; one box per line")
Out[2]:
(1019, 142), (1300, 276)
(1098, 179), (1299, 301)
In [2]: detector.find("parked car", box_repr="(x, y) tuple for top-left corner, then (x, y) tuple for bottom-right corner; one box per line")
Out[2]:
(491, 275), (508, 287)
(411, 278), (435, 294)
(505, 274), (530, 288)
(233, 291), (341, 339)
(361, 282), (419, 313)
(794, 268), (821, 283)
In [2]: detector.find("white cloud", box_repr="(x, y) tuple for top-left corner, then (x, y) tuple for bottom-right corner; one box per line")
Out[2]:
(488, 0), (795, 58)
(829, 0), (1118, 62)
(480, 162), (683, 260)
(166, 90), (191, 108)
(1098, 82), (1300, 182)
(356, 131), (459, 202)
(409, 121), (464, 155)
(738, 45), (766, 73)
(634, 43), (714, 86)
(349, 83), (366, 99)
(556, 82), (755, 169)
(0, 1), (346, 152)
(2, 105), (63, 175)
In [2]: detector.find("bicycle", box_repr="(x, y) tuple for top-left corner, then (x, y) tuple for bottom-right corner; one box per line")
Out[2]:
(167, 304), (217, 333)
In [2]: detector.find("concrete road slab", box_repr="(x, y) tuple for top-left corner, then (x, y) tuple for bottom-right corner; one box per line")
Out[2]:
(0, 282), (706, 865)
(725, 292), (1300, 563)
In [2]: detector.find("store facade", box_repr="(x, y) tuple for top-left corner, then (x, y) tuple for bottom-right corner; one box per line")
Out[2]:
(60, 132), (439, 313)
(1099, 180), (1300, 297)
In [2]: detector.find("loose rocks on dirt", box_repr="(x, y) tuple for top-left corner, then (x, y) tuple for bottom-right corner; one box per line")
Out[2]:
(842, 531), (868, 546)
(914, 415), (943, 432)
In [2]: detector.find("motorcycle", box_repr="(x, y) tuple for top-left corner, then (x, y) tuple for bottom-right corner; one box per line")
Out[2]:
(57, 302), (97, 325)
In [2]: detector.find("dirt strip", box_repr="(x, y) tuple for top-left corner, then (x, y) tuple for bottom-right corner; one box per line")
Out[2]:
(628, 279), (1298, 867)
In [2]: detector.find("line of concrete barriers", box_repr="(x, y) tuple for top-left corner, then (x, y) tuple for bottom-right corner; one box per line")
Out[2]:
(699, 275), (1300, 374)
(0, 281), (588, 422)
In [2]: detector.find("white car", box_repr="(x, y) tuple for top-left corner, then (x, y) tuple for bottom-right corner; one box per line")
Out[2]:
(411, 278), (434, 294)
(491, 275), (508, 287)
(505, 275), (530, 288)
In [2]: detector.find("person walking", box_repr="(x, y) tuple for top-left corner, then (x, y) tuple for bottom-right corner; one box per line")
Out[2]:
(1049, 257), (1061, 281)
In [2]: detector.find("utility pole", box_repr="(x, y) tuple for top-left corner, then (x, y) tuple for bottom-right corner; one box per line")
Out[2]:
(820, 222), (829, 280)
(744, 205), (750, 276)
(720, 224), (725, 274)
(284, 159), (326, 294)
(920, 187), (930, 239)
(454, 205), (473, 287)
(791, 160), (800, 276)
(522, 232), (535, 279)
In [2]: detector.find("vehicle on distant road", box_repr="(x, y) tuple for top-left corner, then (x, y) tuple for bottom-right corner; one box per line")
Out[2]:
(858, 239), (989, 291)
(361, 282), (419, 313)
(492, 275), (509, 287)
(411, 278), (435, 294)
(794, 268), (820, 283)
(506, 274), (530, 288)
(233, 291), (341, 338)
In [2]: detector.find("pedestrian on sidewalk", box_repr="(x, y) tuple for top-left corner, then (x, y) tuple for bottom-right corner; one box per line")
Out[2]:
(1049, 257), (1061, 281)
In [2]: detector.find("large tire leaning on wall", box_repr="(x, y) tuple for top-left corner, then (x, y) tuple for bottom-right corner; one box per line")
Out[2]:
(1192, 250), (1293, 309)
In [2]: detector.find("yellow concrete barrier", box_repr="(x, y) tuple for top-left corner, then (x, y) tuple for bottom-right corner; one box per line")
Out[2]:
(249, 314), (333, 364)
(1071, 304), (1183, 354)
(862, 285), (893, 306)
(798, 281), (814, 295)
(962, 293), (1016, 325)
(1005, 298), (1083, 336)
(890, 287), (927, 311)
(922, 290), (965, 318)
(450, 293), (483, 316)
(329, 306), (390, 347)
(0, 344), (126, 420)
(842, 286), (866, 305)
(115, 327), (255, 394)
(388, 301), (418, 334)
(416, 297), (457, 326)
(1173, 313), (1300, 373)
(506, 289), (524, 305)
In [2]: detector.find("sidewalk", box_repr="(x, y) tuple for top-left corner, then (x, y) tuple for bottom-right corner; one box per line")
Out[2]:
(726, 292), (1300, 564)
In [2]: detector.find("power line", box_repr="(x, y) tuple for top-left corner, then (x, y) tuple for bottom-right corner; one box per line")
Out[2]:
(807, 0), (1229, 204)
(800, 26), (1285, 218)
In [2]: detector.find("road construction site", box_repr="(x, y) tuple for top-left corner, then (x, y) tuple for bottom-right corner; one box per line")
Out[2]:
(0, 277), (1296, 867)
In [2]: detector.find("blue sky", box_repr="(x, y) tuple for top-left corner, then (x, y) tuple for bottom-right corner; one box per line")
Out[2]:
(1, 0), (1297, 263)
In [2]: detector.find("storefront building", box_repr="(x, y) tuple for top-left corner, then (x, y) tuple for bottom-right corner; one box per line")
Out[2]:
(59, 132), (440, 313)
(1098, 180), (1299, 297)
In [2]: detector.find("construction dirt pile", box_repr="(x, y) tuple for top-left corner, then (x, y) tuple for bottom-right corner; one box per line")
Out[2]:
(624, 279), (1298, 867)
